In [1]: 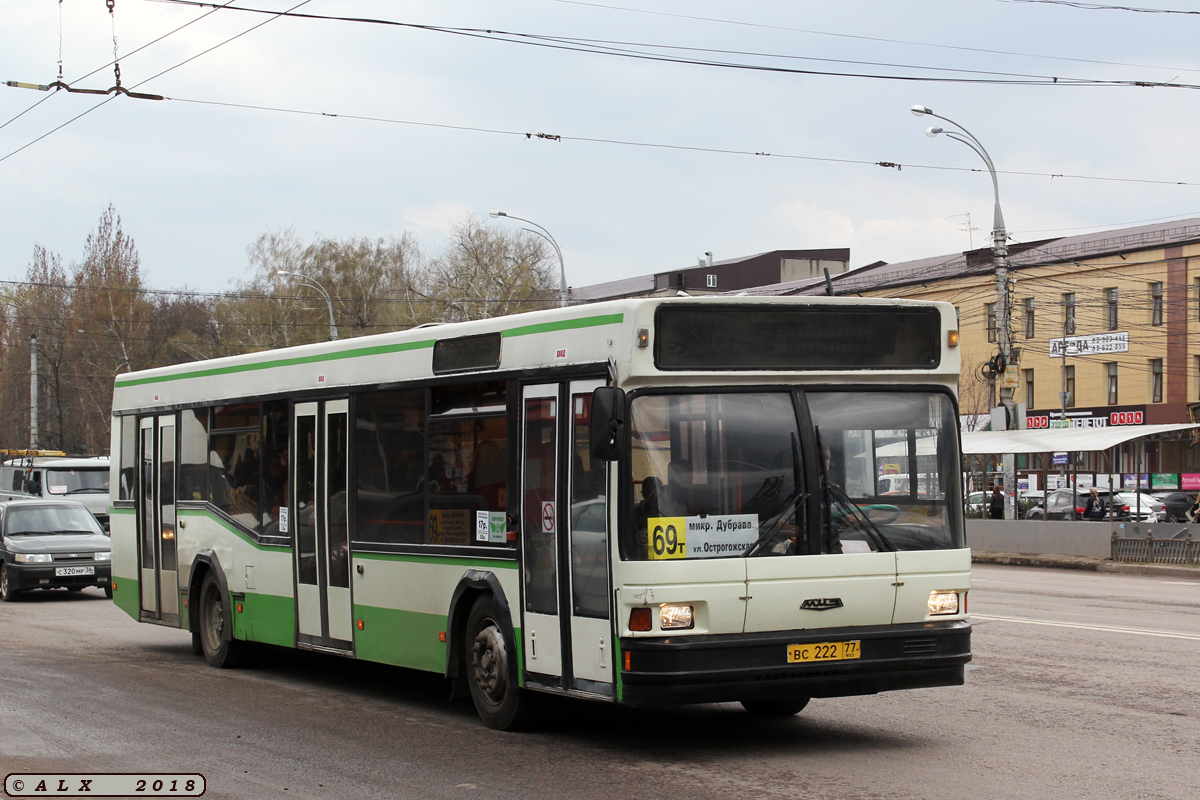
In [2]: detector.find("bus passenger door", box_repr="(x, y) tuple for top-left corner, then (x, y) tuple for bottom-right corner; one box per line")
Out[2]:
(292, 400), (354, 652)
(138, 414), (179, 623)
(566, 379), (613, 694)
(520, 385), (563, 680)
(520, 380), (615, 695)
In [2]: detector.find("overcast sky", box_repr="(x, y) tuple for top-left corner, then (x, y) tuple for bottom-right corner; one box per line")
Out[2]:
(3, 0), (1200, 296)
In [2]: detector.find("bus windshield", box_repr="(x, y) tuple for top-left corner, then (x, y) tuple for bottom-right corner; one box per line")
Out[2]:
(808, 390), (963, 553)
(624, 389), (963, 560)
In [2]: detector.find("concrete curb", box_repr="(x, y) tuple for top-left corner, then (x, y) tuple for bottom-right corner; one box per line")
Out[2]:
(972, 551), (1200, 580)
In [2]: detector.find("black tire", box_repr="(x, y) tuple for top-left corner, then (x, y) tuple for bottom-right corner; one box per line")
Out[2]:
(197, 571), (246, 668)
(0, 564), (20, 602)
(740, 697), (810, 717)
(465, 595), (535, 731)
(104, 584), (113, 600)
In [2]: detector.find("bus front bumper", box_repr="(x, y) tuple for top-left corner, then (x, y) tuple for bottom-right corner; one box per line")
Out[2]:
(619, 619), (971, 706)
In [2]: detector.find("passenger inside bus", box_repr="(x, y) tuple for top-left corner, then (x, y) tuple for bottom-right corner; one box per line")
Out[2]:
(660, 459), (695, 515)
(636, 476), (661, 529)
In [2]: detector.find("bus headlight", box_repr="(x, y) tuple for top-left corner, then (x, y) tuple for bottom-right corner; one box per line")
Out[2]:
(13, 553), (52, 563)
(927, 591), (960, 616)
(659, 604), (694, 630)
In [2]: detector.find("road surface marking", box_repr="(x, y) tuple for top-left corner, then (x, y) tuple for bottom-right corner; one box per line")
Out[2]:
(973, 614), (1200, 641)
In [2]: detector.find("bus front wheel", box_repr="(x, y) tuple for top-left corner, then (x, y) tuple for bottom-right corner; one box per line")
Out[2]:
(741, 697), (810, 716)
(465, 594), (534, 731)
(198, 572), (245, 668)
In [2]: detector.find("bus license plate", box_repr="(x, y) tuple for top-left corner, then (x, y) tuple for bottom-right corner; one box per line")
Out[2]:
(55, 566), (95, 577)
(787, 640), (860, 663)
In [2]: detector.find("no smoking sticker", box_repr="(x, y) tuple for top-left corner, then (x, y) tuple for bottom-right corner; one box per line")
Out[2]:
(541, 501), (555, 534)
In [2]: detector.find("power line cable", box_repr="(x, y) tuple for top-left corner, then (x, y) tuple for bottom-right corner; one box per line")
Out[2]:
(0, 1), (312, 165)
(552, 0), (1200, 75)
(162, 94), (1200, 188)
(148, 1), (1200, 89)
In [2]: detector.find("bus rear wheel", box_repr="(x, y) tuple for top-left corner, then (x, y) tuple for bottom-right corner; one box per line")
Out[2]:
(198, 572), (245, 668)
(465, 595), (534, 731)
(740, 697), (810, 716)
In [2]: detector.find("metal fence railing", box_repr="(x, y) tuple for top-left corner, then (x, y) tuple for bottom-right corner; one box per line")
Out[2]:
(1112, 532), (1200, 565)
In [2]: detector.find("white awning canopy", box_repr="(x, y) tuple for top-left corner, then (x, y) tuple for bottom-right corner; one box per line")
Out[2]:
(960, 423), (1200, 455)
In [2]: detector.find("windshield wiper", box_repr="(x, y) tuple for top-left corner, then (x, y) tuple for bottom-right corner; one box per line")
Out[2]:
(65, 487), (108, 494)
(827, 483), (896, 552)
(743, 433), (806, 557)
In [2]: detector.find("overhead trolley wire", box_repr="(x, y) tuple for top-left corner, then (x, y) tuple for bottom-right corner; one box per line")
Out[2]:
(551, 0), (1200, 75)
(0, 0), (312, 165)
(149, 0), (1200, 89)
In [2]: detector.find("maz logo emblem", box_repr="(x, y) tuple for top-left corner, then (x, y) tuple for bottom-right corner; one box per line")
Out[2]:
(800, 598), (844, 611)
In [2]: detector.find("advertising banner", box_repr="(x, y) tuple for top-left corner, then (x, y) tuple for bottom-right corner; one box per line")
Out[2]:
(1151, 473), (1179, 490)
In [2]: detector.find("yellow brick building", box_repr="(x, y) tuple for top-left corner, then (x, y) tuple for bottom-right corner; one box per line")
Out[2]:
(778, 217), (1200, 475)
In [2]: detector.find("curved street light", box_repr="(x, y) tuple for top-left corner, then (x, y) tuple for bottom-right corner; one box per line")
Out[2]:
(912, 104), (1012, 370)
(276, 270), (339, 341)
(489, 211), (568, 308)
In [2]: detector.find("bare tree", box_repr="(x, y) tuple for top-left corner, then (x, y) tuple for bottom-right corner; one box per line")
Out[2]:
(423, 217), (557, 322)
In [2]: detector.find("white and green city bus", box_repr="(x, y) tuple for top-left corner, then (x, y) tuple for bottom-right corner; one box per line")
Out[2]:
(109, 296), (971, 729)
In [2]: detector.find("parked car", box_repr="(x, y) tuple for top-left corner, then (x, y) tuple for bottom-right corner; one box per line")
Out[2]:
(0, 499), (111, 601)
(1112, 493), (1162, 522)
(966, 491), (986, 518)
(1153, 492), (1195, 522)
(1025, 488), (1117, 521)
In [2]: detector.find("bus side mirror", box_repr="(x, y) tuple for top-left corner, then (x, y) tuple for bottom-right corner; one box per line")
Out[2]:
(590, 387), (626, 462)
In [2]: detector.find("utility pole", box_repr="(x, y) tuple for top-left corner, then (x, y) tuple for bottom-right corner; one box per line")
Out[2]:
(30, 333), (38, 450)
(914, 104), (1018, 517)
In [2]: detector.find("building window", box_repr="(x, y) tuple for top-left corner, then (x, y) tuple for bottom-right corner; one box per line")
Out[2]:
(1107, 363), (1118, 405)
(1024, 369), (1034, 408)
(1063, 292), (1076, 333)
(1106, 288), (1119, 331)
(1151, 282), (1163, 326)
(1024, 298), (1035, 339)
(1065, 365), (1075, 408)
(1195, 278), (1200, 322)
(1152, 359), (1163, 403)
(986, 302), (997, 343)
(706, 274), (717, 288)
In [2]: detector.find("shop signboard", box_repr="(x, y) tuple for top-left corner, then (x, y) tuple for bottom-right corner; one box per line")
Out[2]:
(1151, 473), (1179, 490)
(1049, 331), (1129, 358)
(1026, 404), (1146, 430)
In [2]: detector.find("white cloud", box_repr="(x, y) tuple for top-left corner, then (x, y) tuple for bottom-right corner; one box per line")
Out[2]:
(401, 202), (476, 237)
(766, 201), (855, 247)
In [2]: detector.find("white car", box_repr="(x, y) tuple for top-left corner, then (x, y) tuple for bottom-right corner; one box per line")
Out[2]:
(1113, 493), (1162, 522)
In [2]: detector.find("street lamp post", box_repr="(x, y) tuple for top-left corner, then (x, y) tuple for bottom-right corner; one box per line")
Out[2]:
(912, 104), (1012, 372)
(489, 211), (568, 308)
(913, 104), (1017, 516)
(276, 271), (339, 341)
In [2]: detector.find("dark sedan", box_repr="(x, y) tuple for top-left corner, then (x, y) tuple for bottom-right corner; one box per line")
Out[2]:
(0, 499), (111, 601)
(1154, 492), (1196, 522)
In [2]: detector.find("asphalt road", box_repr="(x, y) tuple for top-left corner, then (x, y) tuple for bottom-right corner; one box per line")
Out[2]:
(2, 565), (1198, 800)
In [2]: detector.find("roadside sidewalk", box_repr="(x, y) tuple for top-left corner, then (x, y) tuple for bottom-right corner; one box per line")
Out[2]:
(973, 550), (1200, 580)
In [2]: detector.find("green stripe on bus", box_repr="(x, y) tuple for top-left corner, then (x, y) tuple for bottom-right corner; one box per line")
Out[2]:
(352, 550), (518, 569)
(113, 339), (437, 387)
(501, 313), (624, 338)
(112, 312), (623, 388)
(232, 591), (295, 648)
(112, 575), (140, 619)
(353, 604), (447, 673)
